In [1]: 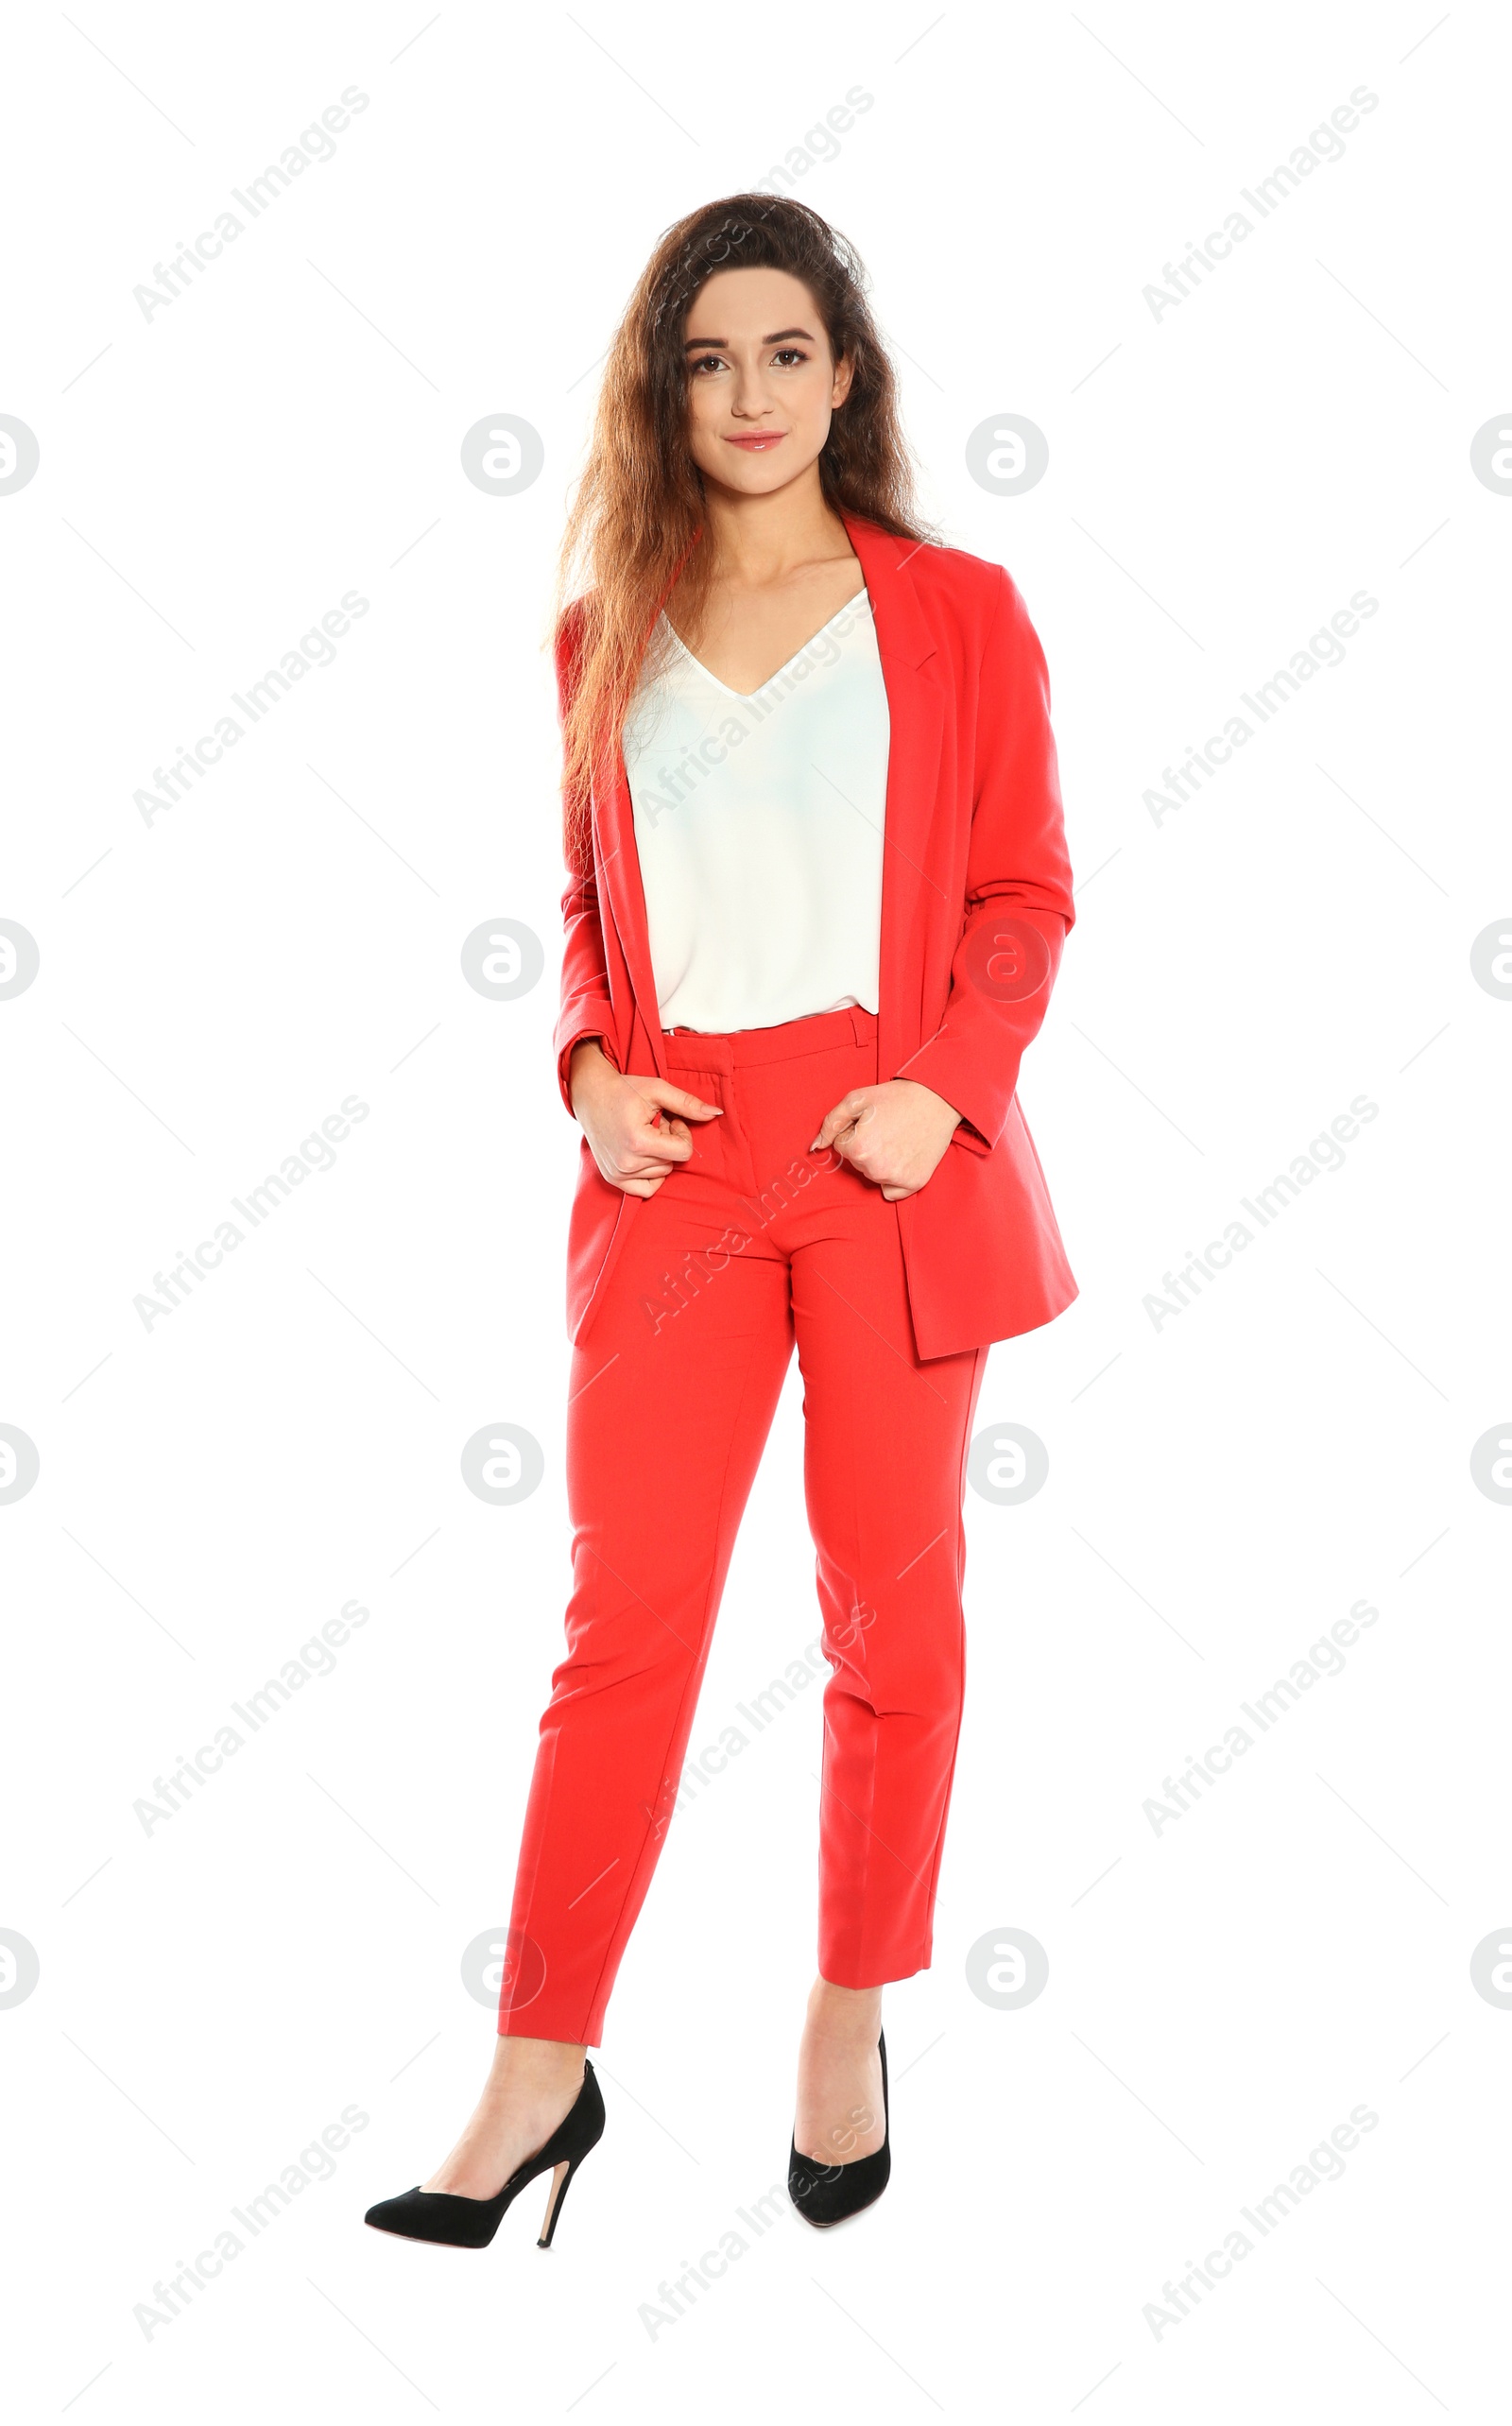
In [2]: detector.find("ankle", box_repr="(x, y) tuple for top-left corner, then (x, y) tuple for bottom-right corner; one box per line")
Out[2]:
(487, 2035), (587, 2101)
(805, 1978), (883, 2043)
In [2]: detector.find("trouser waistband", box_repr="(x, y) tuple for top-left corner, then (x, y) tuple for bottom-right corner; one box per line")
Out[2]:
(661, 1004), (877, 1070)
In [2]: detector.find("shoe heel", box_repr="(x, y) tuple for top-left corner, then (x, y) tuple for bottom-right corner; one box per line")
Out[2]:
(537, 2153), (582, 2249)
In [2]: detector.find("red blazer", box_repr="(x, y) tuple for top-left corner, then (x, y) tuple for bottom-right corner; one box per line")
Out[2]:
(550, 509), (1077, 1361)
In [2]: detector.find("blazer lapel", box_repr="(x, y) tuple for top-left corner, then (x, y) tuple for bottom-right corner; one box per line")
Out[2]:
(839, 512), (946, 1091)
(592, 510), (944, 1085)
(592, 712), (669, 1082)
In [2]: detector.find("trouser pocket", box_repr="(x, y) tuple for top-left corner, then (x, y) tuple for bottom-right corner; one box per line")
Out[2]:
(662, 1060), (747, 1189)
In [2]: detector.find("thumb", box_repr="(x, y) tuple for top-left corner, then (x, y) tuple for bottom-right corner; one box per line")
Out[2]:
(640, 1078), (724, 1123)
(811, 1091), (866, 1151)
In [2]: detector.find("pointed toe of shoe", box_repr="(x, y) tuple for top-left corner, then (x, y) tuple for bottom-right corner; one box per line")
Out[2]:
(787, 2141), (891, 2228)
(363, 2187), (500, 2247)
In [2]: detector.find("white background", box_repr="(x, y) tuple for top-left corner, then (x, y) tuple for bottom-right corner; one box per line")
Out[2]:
(4, 2), (1508, 2417)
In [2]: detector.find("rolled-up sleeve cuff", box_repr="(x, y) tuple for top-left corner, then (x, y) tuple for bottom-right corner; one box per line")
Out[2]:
(556, 1009), (619, 1115)
(892, 1041), (1005, 1156)
(948, 1114), (991, 1157)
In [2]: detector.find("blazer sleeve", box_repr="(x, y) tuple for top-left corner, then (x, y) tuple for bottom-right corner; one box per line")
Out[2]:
(893, 565), (1074, 1154)
(550, 601), (621, 1115)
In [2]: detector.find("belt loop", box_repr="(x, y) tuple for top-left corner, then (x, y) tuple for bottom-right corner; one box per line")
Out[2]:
(852, 1004), (880, 1087)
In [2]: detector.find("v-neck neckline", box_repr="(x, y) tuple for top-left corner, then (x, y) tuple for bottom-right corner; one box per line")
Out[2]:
(661, 586), (869, 700)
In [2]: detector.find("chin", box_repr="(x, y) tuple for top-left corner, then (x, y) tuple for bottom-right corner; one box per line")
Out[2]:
(704, 453), (811, 498)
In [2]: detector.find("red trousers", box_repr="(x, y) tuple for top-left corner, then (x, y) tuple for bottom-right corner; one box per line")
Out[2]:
(499, 1006), (988, 2046)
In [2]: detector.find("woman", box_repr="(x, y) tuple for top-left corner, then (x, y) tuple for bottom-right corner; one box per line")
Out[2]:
(366, 193), (1076, 2251)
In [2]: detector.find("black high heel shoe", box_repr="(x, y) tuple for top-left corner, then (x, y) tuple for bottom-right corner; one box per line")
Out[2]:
(788, 2029), (890, 2228)
(365, 2059), (605, 2250)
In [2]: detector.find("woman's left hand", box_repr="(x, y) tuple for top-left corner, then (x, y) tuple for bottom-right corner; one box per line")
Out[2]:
(811, 1080), (965, 1200)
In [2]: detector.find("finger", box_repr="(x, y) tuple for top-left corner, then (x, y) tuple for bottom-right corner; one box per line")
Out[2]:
(616, 1141), (690, 1181)
(811, 1091), (868, 1151)
(610, 1154), (679, 1193)
(630, 1110), (694, 1161)
(631, 1115), (697, 1162)
(642, 1080), (724, 1122)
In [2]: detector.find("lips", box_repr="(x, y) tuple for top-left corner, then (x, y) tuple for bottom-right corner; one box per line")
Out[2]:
(725, 433), (785, 451)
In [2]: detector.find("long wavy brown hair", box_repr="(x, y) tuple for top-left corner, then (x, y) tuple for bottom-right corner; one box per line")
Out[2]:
(551, 192), (938, 871)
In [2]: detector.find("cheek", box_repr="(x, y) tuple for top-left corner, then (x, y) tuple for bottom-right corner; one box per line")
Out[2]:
(795, 368), (836, 417)
(684, 384), (725, 446)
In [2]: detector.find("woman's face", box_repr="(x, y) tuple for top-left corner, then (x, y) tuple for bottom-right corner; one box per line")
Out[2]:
(680, 266), (853, 499)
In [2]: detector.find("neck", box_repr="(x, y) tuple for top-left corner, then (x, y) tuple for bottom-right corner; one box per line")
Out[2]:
(696, 473), (853, 587)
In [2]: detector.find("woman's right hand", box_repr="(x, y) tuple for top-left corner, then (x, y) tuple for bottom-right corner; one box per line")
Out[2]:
(568, 1039), (723, 1196)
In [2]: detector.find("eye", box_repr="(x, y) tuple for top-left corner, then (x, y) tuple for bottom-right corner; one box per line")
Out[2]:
(689, 353), (727, 376)
(772, 348), (808, 368)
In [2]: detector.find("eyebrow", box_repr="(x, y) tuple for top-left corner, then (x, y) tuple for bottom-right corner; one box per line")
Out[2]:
(681, 326), (816, 349)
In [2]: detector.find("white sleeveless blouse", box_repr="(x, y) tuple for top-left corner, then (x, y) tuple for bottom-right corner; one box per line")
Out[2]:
(621, 588), (890, 1033)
